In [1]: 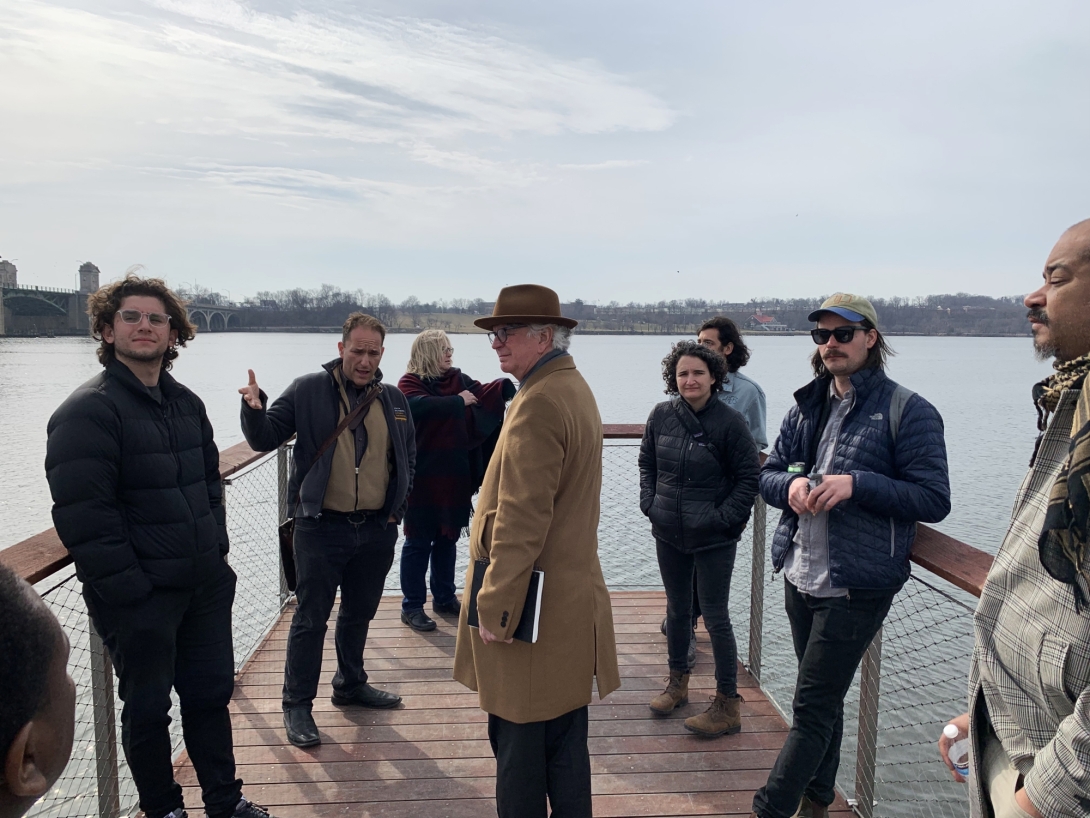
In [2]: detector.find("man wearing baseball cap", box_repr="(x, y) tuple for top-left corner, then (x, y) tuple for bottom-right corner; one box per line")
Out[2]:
(750, 294), (951, 818)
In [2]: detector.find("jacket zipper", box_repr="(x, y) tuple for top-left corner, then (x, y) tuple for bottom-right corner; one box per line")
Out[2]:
(889, 519), (896, 558)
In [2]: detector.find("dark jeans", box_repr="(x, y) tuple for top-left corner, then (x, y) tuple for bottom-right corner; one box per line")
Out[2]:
(399, 531), (458, 612)
(283, 513), (397, 709)
(83, 560), (241, 818)
(656, 538), (738, 693)
(752, 581), (896, 818)
(487, 706), (591, 818)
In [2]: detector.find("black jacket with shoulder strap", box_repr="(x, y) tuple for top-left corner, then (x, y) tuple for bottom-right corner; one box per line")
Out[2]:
(638, 396), (761, 553)
(240, 360), (416, 525)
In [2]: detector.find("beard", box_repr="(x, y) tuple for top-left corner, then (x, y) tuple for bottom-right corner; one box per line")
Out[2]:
(115, 341), (166, 363)
(1029, 308), (1057, 362)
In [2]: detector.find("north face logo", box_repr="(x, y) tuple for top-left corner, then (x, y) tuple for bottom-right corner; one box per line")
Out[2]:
(870, 413), (883, 420)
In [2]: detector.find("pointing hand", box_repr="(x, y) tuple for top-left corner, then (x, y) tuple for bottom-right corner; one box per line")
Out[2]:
(239, 369), (262, 410)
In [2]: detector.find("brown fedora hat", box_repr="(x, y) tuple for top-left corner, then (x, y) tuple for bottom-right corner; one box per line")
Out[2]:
(473, 284), (578, 331)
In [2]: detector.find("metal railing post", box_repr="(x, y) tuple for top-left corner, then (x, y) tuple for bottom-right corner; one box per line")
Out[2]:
(88, 623), (120, 818)
(854, 626), (884, 818)
(277, 444), (290, 604)
(747, 496), (766, 682)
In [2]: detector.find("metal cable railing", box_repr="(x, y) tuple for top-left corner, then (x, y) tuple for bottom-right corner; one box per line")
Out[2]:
(15, 434), (978, 818)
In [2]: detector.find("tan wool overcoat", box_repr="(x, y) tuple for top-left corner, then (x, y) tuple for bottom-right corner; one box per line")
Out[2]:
(452, 355), (621, 724)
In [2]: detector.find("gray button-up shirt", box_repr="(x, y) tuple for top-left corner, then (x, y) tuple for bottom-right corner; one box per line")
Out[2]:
(783, 381), (855, 597)
(718, 369), (768, 450)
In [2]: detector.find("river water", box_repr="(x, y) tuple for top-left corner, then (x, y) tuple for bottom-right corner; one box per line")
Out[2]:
(4, 331), (1051, 817)
(0, 331), (1049, 553)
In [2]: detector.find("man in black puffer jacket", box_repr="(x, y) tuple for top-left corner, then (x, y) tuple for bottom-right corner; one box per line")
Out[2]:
(45, 274), (273, 818)
(750, 294), (950, 818)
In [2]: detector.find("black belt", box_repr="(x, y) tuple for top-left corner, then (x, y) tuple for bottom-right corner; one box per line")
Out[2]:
(322, 509), (383, 524)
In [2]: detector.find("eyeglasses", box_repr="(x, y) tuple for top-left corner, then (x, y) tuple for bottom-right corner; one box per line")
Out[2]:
(810, 326), (865, 345)
(487, 324), (527, 345)
(118, 309), (171, 327)
(442, 347), (454, 354)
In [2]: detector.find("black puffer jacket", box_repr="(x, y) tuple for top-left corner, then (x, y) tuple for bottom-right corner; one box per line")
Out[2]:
(638, 397), (761, 552)
(46, 360), (227, 607)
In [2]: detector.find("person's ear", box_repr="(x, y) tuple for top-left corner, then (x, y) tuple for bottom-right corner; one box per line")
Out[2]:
(3, 721), (49, 799)
(865, 329), (878, 350)
(723, 342), (734, 358)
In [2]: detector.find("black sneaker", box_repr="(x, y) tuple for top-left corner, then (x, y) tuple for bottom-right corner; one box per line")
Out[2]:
(233, 799), (274, 818)
(401, 608), (437, 632)
(432, 597), (461, 616)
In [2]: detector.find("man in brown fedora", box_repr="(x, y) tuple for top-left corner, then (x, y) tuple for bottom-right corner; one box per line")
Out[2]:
(453, 284), (620, 818)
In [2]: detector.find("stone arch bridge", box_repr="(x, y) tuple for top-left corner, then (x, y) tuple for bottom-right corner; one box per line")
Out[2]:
(0, 287), (243, 336)
(187, 303), (242, 332)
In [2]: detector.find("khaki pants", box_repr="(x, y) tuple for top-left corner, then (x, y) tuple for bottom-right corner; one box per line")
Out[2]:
(982, 732), (1036, 818)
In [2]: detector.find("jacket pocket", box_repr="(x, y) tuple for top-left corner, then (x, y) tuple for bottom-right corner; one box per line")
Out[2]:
(1039, 633), (1090, 722)
(472, 510), (497, 557)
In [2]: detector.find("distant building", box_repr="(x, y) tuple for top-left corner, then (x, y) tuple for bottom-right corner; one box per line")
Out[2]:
(0, 259), (16, 288)
(748, 312), (788, 332)
(78, 262), (100, 294)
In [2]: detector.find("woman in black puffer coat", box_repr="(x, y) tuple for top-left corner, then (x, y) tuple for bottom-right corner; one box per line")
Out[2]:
(639, 340), (760, 736)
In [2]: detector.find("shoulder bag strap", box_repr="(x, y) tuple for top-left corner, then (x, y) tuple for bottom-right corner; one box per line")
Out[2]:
(673, 399), (724, 467)
(289, 383), (383, 515)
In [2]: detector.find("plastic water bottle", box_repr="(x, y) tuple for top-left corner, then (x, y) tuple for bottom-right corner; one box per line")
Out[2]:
(943, 723), (970, 778)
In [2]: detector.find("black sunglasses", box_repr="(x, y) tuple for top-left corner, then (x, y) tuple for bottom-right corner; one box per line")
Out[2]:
(810, 326), (866, 345)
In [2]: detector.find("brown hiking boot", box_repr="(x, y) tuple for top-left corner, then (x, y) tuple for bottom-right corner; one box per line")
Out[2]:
(684, 691), (742, 736)
(648, 669), (690, 715)
(792, 796), (829, 818)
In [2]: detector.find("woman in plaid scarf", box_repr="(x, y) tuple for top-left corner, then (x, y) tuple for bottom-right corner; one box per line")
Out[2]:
(397, 330), (515, 632)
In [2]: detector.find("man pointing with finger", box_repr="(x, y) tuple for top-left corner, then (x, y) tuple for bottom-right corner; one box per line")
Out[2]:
(239, 312), (415, 749)
(750, 294), (950, 818)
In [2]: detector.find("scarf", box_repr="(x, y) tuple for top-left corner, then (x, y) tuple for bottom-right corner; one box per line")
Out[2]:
(397, 368), (514, 539)
(1033, 354), (1090, 610)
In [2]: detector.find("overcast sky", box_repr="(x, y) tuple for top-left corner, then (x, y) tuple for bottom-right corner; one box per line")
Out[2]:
(1, 0), (1087, 303)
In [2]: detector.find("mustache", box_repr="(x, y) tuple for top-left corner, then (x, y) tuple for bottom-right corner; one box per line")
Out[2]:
(1028, 309), (1049, 325)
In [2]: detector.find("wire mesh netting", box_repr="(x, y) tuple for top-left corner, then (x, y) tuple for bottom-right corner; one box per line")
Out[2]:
(27, 440), (974, 818)
(28, 451), (289, 818)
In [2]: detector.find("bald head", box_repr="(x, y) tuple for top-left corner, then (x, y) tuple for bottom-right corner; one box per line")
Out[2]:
(1065, 219), (1090, 262)
(1024, 220), (1090, 363)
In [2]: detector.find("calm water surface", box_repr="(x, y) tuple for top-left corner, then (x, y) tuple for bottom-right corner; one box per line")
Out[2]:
(0, 332), (1049, 551)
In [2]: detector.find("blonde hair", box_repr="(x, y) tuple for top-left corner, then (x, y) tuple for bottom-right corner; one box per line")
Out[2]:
(406, 330), (450, 379)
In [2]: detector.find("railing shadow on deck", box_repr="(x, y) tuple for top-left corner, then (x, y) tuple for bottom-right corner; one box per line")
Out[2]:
(1, 426), (990, 818)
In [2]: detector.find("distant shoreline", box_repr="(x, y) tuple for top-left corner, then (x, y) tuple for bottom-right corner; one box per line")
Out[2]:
(0, 327), (1031, 339)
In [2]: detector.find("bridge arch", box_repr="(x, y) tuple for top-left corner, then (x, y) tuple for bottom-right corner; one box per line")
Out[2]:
(190, 310), (210, 332)
(227, 313), (241, 330)
(209, 312), (226, 332)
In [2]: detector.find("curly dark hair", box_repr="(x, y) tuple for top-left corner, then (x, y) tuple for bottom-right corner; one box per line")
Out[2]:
(661, 340), (727, 395)
(87, 269), (197, 370)
(699, 316), (750, 372)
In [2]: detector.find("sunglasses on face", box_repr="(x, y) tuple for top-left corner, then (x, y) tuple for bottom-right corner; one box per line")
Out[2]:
(442, 347), (454, 354)
(810, 326), (866, 345)
(487, 324), (527, 345)
(118, 310), (171, 327)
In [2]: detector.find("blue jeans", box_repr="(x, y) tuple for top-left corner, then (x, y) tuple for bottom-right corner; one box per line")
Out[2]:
(283, 514), (397, 709)
(752, 581), (896, 817)
(655, 539), (739, 694)
(399, 532), (458, 612)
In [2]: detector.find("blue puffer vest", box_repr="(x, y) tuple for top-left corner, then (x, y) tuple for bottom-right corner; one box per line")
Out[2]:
(761, 367), (951, 590)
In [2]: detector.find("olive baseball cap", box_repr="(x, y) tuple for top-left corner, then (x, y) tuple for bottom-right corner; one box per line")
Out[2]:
(807, 293), (879, 328)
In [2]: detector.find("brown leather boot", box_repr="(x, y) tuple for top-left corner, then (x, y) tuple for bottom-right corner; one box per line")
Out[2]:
(792, 795), (829, 818)
(684, 691), (742, 736)
(648, 669), (690, 715)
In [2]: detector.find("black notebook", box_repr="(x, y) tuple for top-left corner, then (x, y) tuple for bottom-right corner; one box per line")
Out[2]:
(466, 558), (544, 644)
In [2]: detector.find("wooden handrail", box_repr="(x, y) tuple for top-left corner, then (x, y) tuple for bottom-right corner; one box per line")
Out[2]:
(602, 425), (994, 596)
(0, 441), (267, 585)
(0, 428), (994, 596)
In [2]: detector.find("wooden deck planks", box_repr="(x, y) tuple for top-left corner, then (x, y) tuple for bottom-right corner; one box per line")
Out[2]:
(173, 592), (852, 817)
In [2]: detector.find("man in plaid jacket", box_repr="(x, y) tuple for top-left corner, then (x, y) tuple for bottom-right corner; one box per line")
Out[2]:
(942, 219), (1090, 818)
